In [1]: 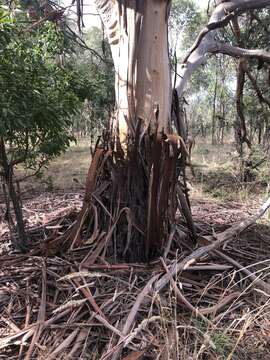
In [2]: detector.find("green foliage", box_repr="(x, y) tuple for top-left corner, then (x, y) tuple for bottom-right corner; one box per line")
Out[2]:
(195, 317), (232, 358)
(171, 0), (206, 50)
(69, 26), (115, 136)
(0, 8), (90, 176)
(211, 331), (232, 358)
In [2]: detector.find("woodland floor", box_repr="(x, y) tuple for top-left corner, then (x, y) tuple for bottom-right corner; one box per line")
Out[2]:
(0, 139), (270, 359)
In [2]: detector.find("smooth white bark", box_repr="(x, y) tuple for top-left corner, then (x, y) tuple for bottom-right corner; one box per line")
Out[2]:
(94, 0), (171, 146)
(176, 0), (270, 98)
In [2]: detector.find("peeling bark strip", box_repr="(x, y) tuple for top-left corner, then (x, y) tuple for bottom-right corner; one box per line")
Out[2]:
(94, 0), (172, 146)
(146, 131), (180, 258)
(176, 0), (270, 99)
(69, 148), (105, 249)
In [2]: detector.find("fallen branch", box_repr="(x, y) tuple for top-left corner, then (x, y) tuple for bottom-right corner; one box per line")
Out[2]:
(214, 250), (270, 293)
(199, 291), (241, 316)
(160, 257), (211, 325)
(155, 196), (270, 292)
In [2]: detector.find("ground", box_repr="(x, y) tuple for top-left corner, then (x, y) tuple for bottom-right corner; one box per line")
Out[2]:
(0, 138), (269, 359)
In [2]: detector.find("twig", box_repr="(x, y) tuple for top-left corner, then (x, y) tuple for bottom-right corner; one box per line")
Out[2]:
(214, 250), (270, 293)
(160, 257), (211, 325)
(199, 291), (241, 315)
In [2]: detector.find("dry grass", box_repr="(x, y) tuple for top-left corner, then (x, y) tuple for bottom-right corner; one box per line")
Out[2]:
(20, 139), (92, 194)
(191, 139), (270, 205)
(15, 137), (269, 206)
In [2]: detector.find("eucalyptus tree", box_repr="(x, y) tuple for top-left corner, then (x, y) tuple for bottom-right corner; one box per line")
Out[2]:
(70, 0), (269, 261)
(238, 8), (270, 147)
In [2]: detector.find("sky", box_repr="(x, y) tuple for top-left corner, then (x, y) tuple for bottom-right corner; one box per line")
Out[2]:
(64, 0), (210, 30)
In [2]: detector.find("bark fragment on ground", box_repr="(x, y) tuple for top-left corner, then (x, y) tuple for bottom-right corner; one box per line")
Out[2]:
(0, 196), (270, 359)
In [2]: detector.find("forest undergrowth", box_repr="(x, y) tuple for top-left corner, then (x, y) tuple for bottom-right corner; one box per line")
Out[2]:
(0, 140), (270, 359)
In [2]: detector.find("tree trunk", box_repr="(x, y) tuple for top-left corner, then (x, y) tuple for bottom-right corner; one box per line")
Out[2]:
(97, 0), (172, 145)
(0, 138), (28, 251)
(235, 59), (251, 148)
(83, 0), (189, 261)
(258, 124), (262, 145)
(263, 123), (270, 148)
(212, 69), (218, 145)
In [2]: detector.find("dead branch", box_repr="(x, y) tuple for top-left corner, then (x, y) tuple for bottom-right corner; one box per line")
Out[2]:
(155, 196), (270, 292)
(212, 42), (270, 63)
(176, 0), (270, 98)
(214, 250), (270, 293)
(199, 291), (241, 316)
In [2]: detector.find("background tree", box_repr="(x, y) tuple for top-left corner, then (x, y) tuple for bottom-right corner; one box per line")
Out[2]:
(69, 26), (115, 142)
(0, 8), (90, 250)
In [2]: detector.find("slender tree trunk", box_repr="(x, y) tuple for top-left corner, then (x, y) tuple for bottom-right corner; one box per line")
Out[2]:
(235, 58), (251, 147)
(258, 124), (262, 145)
(220, 102), (225, 144)
(0, 138), (27, 251)
(232, 17), (251, 149)
(263, 123), (270, 147)
(212, 69), (218, 145)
